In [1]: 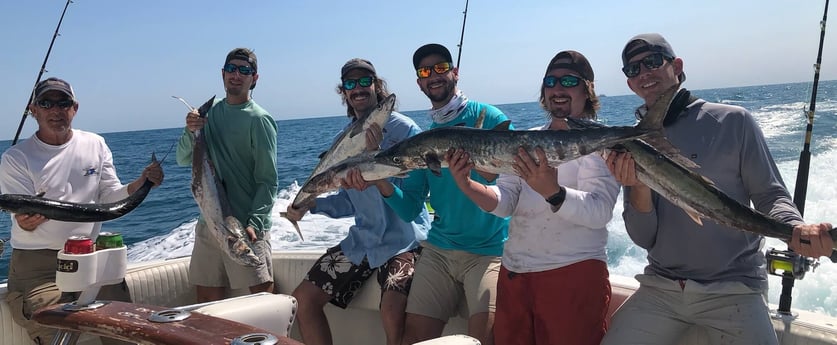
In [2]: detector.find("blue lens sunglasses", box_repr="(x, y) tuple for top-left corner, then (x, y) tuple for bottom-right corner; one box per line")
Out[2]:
(223, 63), (256, 76)
(543, 75), (582, 88)
(342, 76), (375, 90)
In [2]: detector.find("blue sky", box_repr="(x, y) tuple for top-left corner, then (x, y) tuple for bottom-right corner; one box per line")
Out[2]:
(1, 1), (835, 139)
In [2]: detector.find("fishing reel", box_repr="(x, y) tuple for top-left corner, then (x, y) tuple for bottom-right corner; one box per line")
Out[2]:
(765, 247), (818, 280)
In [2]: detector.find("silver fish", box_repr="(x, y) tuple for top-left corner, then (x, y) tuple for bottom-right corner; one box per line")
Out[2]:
(0, 154), (158, 222)
(367, 85), (677, 178)
(624, 138), (837, 259)
(190, 96), (262, 267)
(282, 93), (396, 236)
(300, 151), (406, 195)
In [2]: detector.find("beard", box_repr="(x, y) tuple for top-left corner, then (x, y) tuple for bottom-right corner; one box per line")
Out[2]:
(423, 79), (456, 103)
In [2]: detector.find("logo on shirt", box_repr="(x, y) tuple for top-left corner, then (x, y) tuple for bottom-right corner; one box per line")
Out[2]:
(83, 167), (99, 176)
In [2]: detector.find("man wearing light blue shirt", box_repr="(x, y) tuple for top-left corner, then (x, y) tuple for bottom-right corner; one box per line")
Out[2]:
(285, 58), (430, 345)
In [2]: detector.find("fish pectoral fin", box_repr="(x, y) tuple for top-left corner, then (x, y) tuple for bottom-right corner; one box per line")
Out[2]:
(424, 154), (443, 176)
(279, 212), (305, 241)
(685, 210), (704, 226)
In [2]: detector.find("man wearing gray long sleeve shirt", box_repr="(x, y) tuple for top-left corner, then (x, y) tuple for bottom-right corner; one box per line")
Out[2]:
(602, 33), (833, 345)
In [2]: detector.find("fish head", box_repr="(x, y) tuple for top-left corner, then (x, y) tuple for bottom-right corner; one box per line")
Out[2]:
(378, 93), (396, 113)
(373, 146), (425, 172)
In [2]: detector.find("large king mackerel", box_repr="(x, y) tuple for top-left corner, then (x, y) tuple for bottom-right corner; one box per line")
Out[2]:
(565, 117), (837, 261)
(301, 85), (679, 195)
(0, 155), (157, 222)
(375, 85), (677, 174)
(626, 138), (837, 261)
(191, 96), (262, 267)
(283, 93), (396, 235)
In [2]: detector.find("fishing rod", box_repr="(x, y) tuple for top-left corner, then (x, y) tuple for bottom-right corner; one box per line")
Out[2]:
(10, 0), (73, 146)
(773, 0), (831, 315)
(455, 0), (469, 68)
(793, 0), (829, 215)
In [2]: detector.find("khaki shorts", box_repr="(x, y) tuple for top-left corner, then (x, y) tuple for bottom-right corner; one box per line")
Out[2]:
(601, 274), (777, 345)
(189, 220), (273, 290)
(405, 243), (500, 321)
(6, 249), (131, 345)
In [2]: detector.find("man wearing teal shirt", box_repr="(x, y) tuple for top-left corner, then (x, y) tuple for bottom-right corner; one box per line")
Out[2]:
(348, 44), (510, 345)
(176, 48), (278, 303)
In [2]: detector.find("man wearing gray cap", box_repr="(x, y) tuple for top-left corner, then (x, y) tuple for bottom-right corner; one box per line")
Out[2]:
(0, 77), (164, 345)
(285, 58), (429, 345)
(603, 33), (833, 345)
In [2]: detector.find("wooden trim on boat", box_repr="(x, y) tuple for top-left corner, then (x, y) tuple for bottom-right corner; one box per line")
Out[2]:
(32, 300), (303, 345)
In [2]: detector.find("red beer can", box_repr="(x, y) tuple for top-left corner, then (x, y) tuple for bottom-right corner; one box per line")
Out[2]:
(64, 235), (95, 254)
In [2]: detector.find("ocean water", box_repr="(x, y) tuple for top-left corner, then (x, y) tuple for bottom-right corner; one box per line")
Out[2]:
(2, 81), (837, 317)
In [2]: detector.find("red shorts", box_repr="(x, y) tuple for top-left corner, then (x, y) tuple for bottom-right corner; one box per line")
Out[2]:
(494, 259), (610, 345)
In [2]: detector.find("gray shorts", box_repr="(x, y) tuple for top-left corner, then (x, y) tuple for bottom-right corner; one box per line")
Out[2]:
(601, 274), (778, 345)
(189, 220), (273, 290)
(405, 242), (500, 321)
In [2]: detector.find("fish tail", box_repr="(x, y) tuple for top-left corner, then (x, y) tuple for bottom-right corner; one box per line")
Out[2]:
(636, 83), (680, 132)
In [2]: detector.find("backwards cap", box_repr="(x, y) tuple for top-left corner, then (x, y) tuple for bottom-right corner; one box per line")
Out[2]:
(545, 50), (594, 81)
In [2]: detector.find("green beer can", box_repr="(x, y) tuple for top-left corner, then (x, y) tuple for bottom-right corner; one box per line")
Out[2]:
(96, 232), (124, 249)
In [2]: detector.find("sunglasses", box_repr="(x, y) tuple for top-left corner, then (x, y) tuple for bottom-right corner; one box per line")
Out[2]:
(35, 99), (74, 109)
(416, 62), (454, 78)
(543, 75), (582, 88)
(223, 63), (256, 76)
(342, 76), (375, 90)
(622, 53), (672, 78)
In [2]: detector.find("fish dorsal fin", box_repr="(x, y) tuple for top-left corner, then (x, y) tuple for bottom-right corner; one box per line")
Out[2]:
(473, 108), (487, 129)
(492, 120), (512, 131)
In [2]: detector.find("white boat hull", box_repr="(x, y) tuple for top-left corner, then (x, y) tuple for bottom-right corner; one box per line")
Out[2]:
(2, 250), (836, 344)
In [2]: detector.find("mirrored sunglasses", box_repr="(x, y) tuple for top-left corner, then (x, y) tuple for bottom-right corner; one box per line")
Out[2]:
(35, 99), (74, 109)
(342, 76), (375, 90)
(416, 62), (453, 78)
(543, 75), (582, 88)
(622, 53), (671, 78)
(223, 63), (256, 76)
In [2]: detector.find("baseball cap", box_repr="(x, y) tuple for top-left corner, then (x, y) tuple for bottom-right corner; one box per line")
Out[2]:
(622, 33), (686, 82)
(412, 43), (453, 69)
(225, 48), (257, 72)
(341, 58), (377, 78)
(33, 77), (75, 102)
(545, 50), (594, 81)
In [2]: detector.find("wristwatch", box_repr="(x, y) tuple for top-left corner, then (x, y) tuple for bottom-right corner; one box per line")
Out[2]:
(545, 187), (566, 211)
